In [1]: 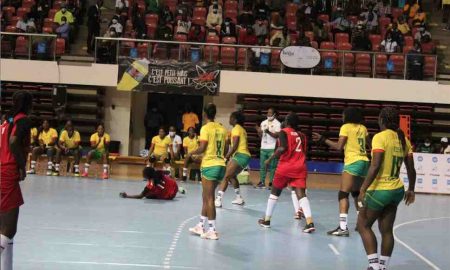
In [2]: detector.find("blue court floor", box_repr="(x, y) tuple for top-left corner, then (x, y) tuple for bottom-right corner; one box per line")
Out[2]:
(14, 176), (450, 270)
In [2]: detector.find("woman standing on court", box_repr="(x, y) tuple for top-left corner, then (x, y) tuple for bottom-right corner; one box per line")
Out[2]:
(357, 107), (416, 270)
(312, 107), (370, 236)
(188, 103), (227, 240)
(0, 91), (33, 270)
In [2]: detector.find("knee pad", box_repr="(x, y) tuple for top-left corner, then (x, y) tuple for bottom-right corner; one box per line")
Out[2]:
(338, 191), (350, 201)
(149, 156), (156, 163)
(351, 191), (360, 198)
(164, 157), (171, 164)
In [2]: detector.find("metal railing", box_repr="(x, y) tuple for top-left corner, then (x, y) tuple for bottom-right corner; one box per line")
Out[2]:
(95, 37), (438, 81)
(0, 32), (59, 60)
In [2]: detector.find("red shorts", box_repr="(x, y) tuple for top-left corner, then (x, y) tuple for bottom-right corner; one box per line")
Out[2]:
(273, 172), (307, 190)
(0, 167), (24, 212)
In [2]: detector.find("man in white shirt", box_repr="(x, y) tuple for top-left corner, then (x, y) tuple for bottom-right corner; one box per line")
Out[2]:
(380, 32), (398, 53)
(255, 108), (281, 188)
(16, 14), (36, 33)
(439, 137), (450, 154)
(167, 126), (182, 160)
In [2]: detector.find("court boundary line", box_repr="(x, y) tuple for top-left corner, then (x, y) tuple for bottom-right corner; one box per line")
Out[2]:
(328, 243), (340, 256)
(17, 260), (198, 269)
(393, 216), (450, 270)
(163, 216), (198, 269)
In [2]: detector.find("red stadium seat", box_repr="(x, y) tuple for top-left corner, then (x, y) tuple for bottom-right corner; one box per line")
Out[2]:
(48, 9), (57, 19)
(392, 8), (403, 21)
(271, 49), (282, 69)
(125, 20), (133, 33)
(164, 0), (178, 14)
(403, 45), (413, 53)
(404, 36), (413, 47)
(321, 51), (338, 71)
(22, 0), (35, 9)
(224, 9), (238, 24)
(206, 35), (220, 44)
(421, 42), (435, 54)
(192, 16), (206, 26)
(286, 17), (297, 31)
(204, 45), (219, 62)
(193, 7), (207, 18)
(389, 54), (404, 75)
(17, 7), (30, 18)
(145, 13), (159, 25)
(375, 54), (388, 76)
(5, 25), (17, 32)
(237, 47), (249, 67)
(137, 43), (149, 58)
(304, 31), (314, 42)
(289, 31), (299, 45)
(237, 27), (246, 44)
(369, 34), (381, 51)
(42, 26), (53, 33)
(15, 36), (28, 57)
(318, 14), (329, 22)
(320, 41), (335, 50)
(225, 0), (238, 11)
(53, 1), (63, 9)
(222, 36), (236, 44)
(379, 17), (391, 31)
(146, 23), (157, 38)
(1, 38), (13, 56)
(221, 47), (236, 66)
(10, 16), (21, 27)
(55, 38), (65, 56)
(336, 42), (354, 72)
(285, 2), (298, 14)
(2, 6), (16, 20)
(335, 33), (349, 44)
(43, 18), (54, 28)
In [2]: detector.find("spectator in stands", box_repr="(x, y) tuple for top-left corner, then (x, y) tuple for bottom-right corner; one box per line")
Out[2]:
(416, 137), (435, 153)
(145, 0), (160, 14)
(352, 21), (371, 51)
(389, 23), (404, 49)
(177, 13), (191, 35)
(412, 8), (426, 25)
(144, 107), (164, 148)
(361, 3), (378, 32)
(87, 0), (103, 54)
(331, 4), (344, 21)
(397, 16), (411, 35)
(97, 28), (118, 63)
(208, 0), (222, 14)
(297, 29), (312, 46)
(270, 27), (290, 47)
(254, 0), (270, 20)
(28, 120), (58, 176)
(196, 0), (206, 7)
(56, 16), (71, 50)
(206, 4), (222, 29)
(160, 5), (175, 24)
(375, 0), (391, 18)
(345, 0), (361, 16)
(54, 120), (82, 176)
(220, 17), (236, 38)
(188, 24), (206, 42)
(55, 4), (75, 25)
(312, 19), (329, 46)
(407, 41), (424, 80)
(439, 137), (450, 154)
(241, 26), (258, 45)
(269, 0), (288, 14)
(16, 14), (36, 33)
(251, 38), (271, 71)
(238, 5), (255, 27)
(403, 0), (420, 20)
(331, 10), (350, 35)
(134, 12), (147, 38)
(115, 0), (129, 14)
(177, 0), (192, 18)
(380, 31), (399, 53)
(299, 0), (317, 19)
(253, 19), (268, 44)
(414, 24), (432, 44)
(82, 123), (111, 179)
(297, 12), (313, 32)
(155, 20), (173, 58)
(109, 15), (123, 36)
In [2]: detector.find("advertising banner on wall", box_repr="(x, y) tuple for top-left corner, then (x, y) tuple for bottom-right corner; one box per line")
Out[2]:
(400, 153), (450, 194)
(117, 59), (220, 95)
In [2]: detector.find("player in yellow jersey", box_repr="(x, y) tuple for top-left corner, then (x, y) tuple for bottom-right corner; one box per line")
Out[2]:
(54, 121), (82, 176)
(182, 127), (202, 182)
(82, 124), (111, 179)
(188, 103), (226, 240)
(28, 120), (58, 176)
(215, 111), (250, 207)
(313, 108), (370, 236)
(357, 107), (416, 270)
(147, 127), (173, 174)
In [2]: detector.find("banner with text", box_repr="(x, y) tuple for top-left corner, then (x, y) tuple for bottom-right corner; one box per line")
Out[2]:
(400, 153), (450, 194)
(117, 59), (220, 95)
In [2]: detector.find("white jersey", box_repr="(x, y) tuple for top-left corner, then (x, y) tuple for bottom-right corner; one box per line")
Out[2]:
(167, 135), (182, 153)
(260, 119), (281, 150)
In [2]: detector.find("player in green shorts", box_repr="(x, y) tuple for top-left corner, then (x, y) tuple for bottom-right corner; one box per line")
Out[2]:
(215, 111), (251, 208)
(188, 103), (226, 240)
(313, 108), (370, 236)
(357, 107), (416, 270)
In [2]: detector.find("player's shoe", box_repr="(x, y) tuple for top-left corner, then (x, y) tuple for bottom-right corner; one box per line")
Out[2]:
(215, 196), (222, 208)
(189, 224), (204, 236)
(303, 223), (316, 233)
(294, 208), (305, 219)
(179, 187), (186, 194)
(81, 171), (89, 177)
(46, 170), (52, 176)
(231, 196), (245, 205)
(119, 192), (127, 198)
(256, 183), (265, 189)
(74, 172), (80, 177)
(258, 218), (271, 228)
(327, 226), (349, 237)
(201, 230), (219, 240)
(27, 169), (36, 174)
(52, 171), (60, 176)
(102, 172), (109, 180)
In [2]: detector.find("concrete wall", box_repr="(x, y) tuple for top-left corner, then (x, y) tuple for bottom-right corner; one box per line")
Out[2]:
(104, 87), (131, 155)
(130, 91), (148, 155)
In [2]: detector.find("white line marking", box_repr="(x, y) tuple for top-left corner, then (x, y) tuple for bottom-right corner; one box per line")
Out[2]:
(393, 217), (450, 270)
(37, 242), (165, 250)
(21, 226), (171, 235)
(163, 216), (198, 269)
(17, 260), (198, 269)
(328, 244), (340, 256)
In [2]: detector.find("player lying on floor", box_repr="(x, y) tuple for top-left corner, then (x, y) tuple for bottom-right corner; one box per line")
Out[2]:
(119, 167), (185, 200)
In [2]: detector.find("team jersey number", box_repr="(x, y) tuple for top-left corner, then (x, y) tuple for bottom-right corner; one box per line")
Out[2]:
(295, 137), (303, 152)
(216, 140), (223, 156)
(358, 138), (366, 153)
(390, 156), (404, 179)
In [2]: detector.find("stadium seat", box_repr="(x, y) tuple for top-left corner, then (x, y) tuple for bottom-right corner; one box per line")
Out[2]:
(136, 42), (148, 58)
(286, 18), (297, 31)
(222, 36), (236, 44)
(237, 48), (250, 68)
(379, 17), (391, 35)
(336, 43), (354, 73)
(271, 49), (282, 70)
(404, 36), (413, 47)
(43, 18), (54, 28)
(423, 56), (436, 78)
(146, 23), (157, 38)
(403, 45), (413, 53)
(53, 1), (63, 9)
(193, 7), (207, 18)
(320, 51), (338, 71)
(369, 34), (381, 51)
(289, 31), (299, 44)
(164, 0), (178, 13)
(320, 41), (335, 50)
(335, 33), (349, 44)
(192, 16), (206, 26)
(5, 25), (17, 32)
(1, 38), (13, 57)
(17, 7), (30, 18)
(391, 8), (403, 21)
(206, 35), (220, 44)
(42, 26), (53, 33)
(221, 47), (236, 66)
(318, 14), (329, 22)
(389, 55), (405, 75)
(15, 36), (28, 57)
(421, 42), (435, 54)
(355, 53), (372, 74)
(48, 9), (57, 19)
(225, 9), (238, 24)
(55, 38), (65, 56)
(2, 6), (15, 20)
(145, 13), (159, 25)
(375, 53), (388, 76)
(22, 0), (35, 9)
(285, 2), (299, 14)
(204, 45), (219, 62)
(10, 16), (21, 28)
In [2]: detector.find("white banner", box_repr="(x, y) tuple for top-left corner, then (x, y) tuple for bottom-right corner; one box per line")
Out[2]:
(400, 153), (450, 194)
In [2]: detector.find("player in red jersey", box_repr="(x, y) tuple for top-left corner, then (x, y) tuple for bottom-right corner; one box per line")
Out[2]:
(119, 167), (185, 200)
(0, 91), (33, 270)
(258, 113), (315, 233)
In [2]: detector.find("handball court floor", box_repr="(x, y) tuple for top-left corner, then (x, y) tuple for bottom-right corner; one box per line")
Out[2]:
(14, 175), (450, 270)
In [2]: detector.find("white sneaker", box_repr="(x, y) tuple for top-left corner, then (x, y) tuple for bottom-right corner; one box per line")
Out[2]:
(46, 170), (52, 176)
(189, 224), (204, 236)
(27, 169), (36, 174)
(231, 196), (245, 205)
(201, 230), (219, 240)
(215, 196), (222, 208)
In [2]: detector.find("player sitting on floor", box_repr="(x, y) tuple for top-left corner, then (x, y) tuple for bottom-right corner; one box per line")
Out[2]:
(119, 167), (185, 200)
(54, 120), (82, 176)
(182, 127), (202, 181)
(82, 124), (110, 179)
(28, 120), (58, 175)
(147, 127), (173, 175)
